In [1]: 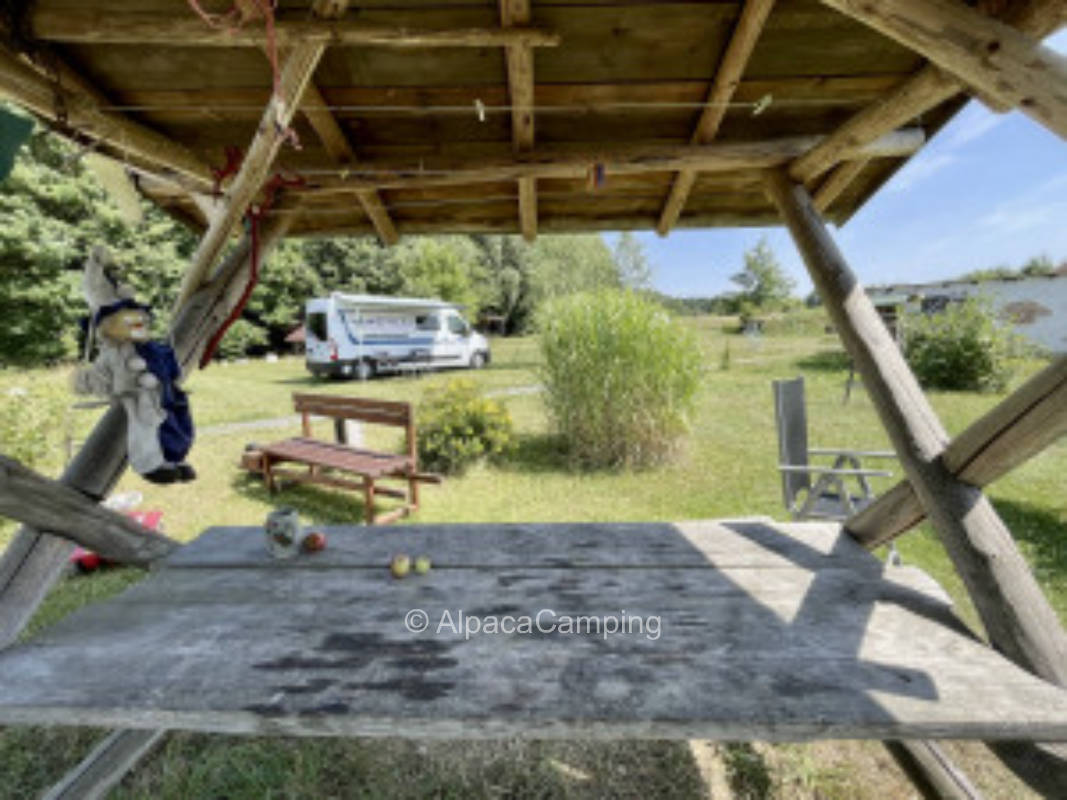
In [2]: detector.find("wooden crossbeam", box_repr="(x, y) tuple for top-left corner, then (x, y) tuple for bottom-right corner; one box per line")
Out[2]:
(174, 44), (325, 310)
(656, 0), (776, 236)
(849, 355), (1067, 548)
(0, 46), (213, 192)
(501, 0), (538, 241)
(297, 130), (924, 195)
(30, 10), (560, 49)
(791, 0), (1066, 183)
(820, 0), (1067, 142)
(764, 169), (1067, 689)
(0, 455), (179, 567)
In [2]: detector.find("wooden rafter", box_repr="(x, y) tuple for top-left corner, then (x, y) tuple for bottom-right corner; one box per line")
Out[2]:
(30, 10), (560, 50)
(763, 168), (1067, 689)
(791, 0), (1067, 184)
(501, 0), (537, 241)
(813, 159), (869, 213)
(849, 355), (1067, 548)
(236, 0), (398, 246)
(174, 44), (325, 309)
(297, 130), (924, 195)
(656, 0), (776, 236)
(0, 46), (213, 192)
(820, 0), (1067, 142)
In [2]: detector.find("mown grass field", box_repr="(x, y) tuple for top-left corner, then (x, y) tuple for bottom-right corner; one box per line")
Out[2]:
(0, 315), (1063, 799)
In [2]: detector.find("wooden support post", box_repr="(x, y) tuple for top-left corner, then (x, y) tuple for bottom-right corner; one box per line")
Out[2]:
(849, 354), (1067, 547)
(763, 168), (1067, 688)
(819, 0), (1067, 142)
(657, 0), (776, 236)
(791, 0), (1066, 183)
(0, 456), (179, 566)
(173, 43), (325, 310)
(42, 729), (166, 800)
(501, 0), (538, 241)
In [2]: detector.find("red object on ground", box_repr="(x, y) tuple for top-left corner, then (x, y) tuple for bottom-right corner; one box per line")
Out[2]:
(70, 510), (165, 573)
(302, 531), (327, 552)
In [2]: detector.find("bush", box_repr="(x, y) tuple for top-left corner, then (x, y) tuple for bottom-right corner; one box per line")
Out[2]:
(538, 290), (702, 469)
(417, 379), (514, 474)
(215, 319), (270, 360)
(903, 297), (1026, 392)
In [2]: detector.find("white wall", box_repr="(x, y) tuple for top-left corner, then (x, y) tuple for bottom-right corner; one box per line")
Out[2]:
(869, 276), (1067, 353)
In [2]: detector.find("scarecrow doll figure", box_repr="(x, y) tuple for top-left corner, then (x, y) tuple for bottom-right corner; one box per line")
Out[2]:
(74, 247), (195, 484)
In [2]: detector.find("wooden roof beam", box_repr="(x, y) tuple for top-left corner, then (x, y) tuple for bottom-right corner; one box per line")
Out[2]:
(501, 0), (537, 242)
(657, 0), (776, 236)
(297, 129), (924, 195)
(0, 46), (214, 193)
(820, 0), (1067, 142)
(174, 43), (325, 310)
(30, 10), (560, 50)
(848, 354), (1067, 548)
(792, 0), (1067, 184)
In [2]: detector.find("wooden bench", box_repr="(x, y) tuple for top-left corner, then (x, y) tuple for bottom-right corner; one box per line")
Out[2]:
(259, 394), (438, 525)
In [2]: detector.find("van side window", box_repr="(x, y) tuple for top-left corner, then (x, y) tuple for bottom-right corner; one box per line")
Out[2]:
(447, 315), (469, 336)
(416, 314), (441, 331)
(307, 312), (328, 341)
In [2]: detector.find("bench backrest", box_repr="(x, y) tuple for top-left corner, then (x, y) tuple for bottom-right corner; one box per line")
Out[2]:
(292, 394), (416, 464)
(293, 394), (412, 428)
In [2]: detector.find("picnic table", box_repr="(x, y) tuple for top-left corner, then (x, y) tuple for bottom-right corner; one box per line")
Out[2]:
(1, 519), (1066, 741)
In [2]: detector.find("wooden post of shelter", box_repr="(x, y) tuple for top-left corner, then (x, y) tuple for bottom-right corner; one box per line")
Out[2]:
(764, 169), (1067, 794)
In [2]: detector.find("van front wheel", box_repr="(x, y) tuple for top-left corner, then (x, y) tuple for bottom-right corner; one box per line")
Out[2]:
(469, 351), (485, 370)
(356, 360), (375, 381)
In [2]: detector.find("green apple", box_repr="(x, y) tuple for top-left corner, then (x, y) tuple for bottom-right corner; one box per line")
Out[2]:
(414, 555), (432, 575)
(390, 553), (411, 579)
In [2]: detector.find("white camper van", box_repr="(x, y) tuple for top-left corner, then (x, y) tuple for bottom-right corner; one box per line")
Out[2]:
(304, 293), (490, 379)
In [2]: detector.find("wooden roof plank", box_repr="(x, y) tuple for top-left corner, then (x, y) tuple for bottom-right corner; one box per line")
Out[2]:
(501, 0), (538, 241)
(30, 9), (562, 49)
(657, 0), (777, 236)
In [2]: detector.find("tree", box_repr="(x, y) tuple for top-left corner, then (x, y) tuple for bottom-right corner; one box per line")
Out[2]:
(528, 234), (620, 304)
(1020, 255), (1056, 277)
(613, 231), (653, 289)
(731, 238), (795, 309)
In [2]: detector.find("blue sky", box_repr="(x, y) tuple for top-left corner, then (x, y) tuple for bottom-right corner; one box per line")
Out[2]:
(615, 30), (1067, 299)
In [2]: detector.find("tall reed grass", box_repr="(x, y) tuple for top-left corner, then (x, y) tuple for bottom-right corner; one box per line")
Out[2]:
(538, 290), (702, 469)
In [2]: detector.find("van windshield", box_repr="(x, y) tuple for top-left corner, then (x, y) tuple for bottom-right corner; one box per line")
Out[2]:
(307, 312), (328, 341)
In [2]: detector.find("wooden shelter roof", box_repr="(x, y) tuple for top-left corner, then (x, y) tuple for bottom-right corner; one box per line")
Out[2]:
(0, 0), (971, 239)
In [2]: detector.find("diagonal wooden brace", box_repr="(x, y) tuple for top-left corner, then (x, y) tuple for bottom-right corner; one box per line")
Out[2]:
(849, 355), (1067, 548)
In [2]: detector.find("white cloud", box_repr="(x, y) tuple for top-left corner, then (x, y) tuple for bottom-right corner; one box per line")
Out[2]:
(943, 104), (1005, 149)
(977, 171), (1067, 234)
(886, 153), (958, 193)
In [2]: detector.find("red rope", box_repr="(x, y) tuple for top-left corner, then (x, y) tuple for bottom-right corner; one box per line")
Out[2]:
(211, 146), (244, 197)
(198, 172), (305, 368)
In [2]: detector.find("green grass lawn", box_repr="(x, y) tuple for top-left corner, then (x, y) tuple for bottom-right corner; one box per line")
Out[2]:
(0, 321), (1063, 799)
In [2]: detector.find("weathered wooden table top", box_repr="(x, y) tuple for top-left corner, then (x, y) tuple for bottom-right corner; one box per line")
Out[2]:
(1, 519), (1066, 741)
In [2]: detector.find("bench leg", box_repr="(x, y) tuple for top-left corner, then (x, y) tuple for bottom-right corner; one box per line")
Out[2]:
(409, 475), (419, 512)
(263, 457), (276, 494)
(363, 479), (375, 525)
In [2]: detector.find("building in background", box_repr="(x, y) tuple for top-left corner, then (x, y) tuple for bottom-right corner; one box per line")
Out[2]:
(868, 274), (1067, 353)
